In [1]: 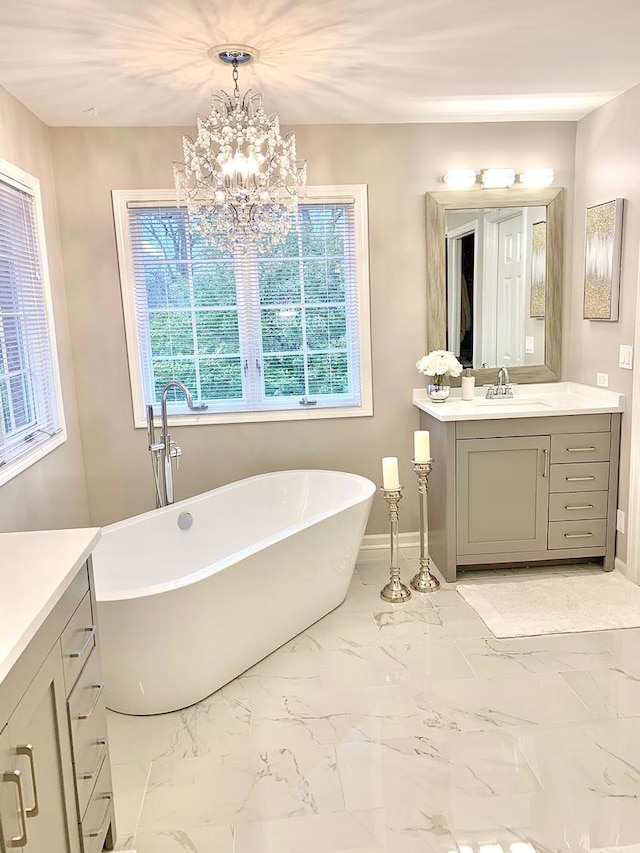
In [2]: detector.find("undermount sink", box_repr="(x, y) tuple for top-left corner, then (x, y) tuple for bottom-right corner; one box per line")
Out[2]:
(474, 397), (555, 408)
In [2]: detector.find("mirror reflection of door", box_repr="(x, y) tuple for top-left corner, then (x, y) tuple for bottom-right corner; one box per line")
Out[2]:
(446, 220), (477, 367)
(445, 206), (546, 369)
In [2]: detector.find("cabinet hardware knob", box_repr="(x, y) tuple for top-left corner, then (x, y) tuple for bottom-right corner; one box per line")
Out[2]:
(15, 746), (38, 818)
(69, 625), (96, 659)
(2, 769), (28, 847)
(77, 682), (105, 720)
(78, 739), (108, 781)
(541, 448), (548, 478)
(87, 792), (113, 838)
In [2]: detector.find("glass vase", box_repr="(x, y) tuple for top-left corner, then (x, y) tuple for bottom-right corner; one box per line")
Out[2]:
(426, 373), (451, 402)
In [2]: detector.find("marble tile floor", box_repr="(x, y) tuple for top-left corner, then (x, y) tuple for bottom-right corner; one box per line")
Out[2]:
(109, 552), (640, 853)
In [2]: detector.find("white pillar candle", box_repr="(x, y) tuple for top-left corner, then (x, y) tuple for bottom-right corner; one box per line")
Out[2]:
(382, 457), (400, 490)
(414, 430), (431, 462)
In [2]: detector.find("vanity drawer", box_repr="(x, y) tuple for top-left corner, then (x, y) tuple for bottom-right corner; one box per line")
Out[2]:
(81, 751), (113, 853)
(548, 519), (607, 550)
(61, 592), (96, 695)
(549, 490), (609, 521)
(68, 645), (107, 772)
(75, 730), (109, 818)
(551, 432), (611, 464)
(549, 462), (609, 493)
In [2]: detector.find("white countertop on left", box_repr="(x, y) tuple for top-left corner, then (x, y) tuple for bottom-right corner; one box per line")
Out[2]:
(0, 527), (101, 686)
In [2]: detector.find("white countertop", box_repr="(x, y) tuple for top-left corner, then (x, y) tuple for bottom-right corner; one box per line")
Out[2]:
(413, 381), (625, 422)
(0, 527), (101, 686)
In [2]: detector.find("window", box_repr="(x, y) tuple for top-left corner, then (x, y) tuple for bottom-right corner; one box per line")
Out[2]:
(0, 159), (65, 486)
(113, 186), (372, 425)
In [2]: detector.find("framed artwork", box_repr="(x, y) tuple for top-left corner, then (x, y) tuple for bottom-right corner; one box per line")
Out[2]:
(530, 220), (546, 318)
(583, 198), (624, 321)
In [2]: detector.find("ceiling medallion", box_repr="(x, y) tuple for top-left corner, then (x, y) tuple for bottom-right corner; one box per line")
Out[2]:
(174, 45), (307, 252)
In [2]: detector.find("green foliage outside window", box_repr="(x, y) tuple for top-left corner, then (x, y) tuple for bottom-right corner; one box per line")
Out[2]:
(134, 203), (354, 407)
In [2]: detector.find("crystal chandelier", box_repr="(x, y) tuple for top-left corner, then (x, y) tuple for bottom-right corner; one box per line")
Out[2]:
(174, 47), (307, 252)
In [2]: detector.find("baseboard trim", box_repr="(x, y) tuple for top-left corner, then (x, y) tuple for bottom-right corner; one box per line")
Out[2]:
(359, 531), (419, 557)
(615, 556), (628, 576)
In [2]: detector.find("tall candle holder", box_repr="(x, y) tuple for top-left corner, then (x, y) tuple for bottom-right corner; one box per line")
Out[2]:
(410, 460), (440, 593)
(380, 485), (411, 603)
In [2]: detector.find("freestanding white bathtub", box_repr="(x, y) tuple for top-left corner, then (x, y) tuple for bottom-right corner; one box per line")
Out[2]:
(92, 469), (375, 715)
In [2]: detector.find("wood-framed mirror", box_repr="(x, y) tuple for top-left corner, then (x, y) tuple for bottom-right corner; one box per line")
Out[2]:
(425, 187), (563, 384)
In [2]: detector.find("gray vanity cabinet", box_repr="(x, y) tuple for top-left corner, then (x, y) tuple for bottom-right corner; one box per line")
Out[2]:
(0, 554), (115, 853)
(456, 435), (550, 556)
(421, 411), (621, 581)
(2, 647), (80, 853)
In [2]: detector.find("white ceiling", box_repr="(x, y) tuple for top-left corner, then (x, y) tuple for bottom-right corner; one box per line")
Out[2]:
(0, 0), (639, 126)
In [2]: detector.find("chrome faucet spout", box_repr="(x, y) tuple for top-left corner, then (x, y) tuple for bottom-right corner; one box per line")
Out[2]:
(158, 381), (194, 506)
(160, 380), (195, 447)
(145, 381), (208, 508)
(497, 366), (510, 387)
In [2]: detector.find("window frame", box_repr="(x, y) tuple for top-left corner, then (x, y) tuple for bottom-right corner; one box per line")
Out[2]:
(0, 158), (66, 488)
(113, 185), (373, 427)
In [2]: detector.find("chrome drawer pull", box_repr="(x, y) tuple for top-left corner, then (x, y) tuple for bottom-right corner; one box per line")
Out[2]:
(16, 745), (38, 817)
(69, 625), (96, 659)
(566, 476), (595, 482)
(565, 505), (594, 511)
(79, 739), (108, 781)
(3, 769), (28, 847)
(87, 792), (112, 838)
(566, 446), (597, 452)
(539, 448), (549, 478)
(564, 532), (594, 538)
(77, 682), (105, 720)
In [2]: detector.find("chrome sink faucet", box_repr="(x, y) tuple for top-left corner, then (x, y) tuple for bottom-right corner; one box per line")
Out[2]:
(146, 381), (208, 507)
(497, 366), (510, 394)
(485, 366), (513, 399)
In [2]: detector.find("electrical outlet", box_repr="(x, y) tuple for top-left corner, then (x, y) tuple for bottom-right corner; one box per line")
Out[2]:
(620, 344), (634, 370)
(597, 372), (609, 387)
(617, 509), (625, 534)
(525, 336), (535, 354)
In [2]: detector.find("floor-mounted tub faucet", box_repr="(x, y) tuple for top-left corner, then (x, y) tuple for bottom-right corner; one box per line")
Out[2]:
(147, 381), (208, 507)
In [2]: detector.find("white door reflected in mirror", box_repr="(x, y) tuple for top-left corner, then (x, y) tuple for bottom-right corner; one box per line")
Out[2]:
(445, 206), (546, 370)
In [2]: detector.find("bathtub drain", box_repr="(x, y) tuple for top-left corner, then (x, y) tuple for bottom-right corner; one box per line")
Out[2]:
(177, 511), (193, 531)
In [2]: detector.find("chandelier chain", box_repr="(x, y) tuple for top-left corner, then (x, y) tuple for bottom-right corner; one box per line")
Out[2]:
(232, 59), (240, 102)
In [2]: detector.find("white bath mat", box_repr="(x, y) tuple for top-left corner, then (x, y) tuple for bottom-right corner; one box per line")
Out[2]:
(457, 571), (640, 638)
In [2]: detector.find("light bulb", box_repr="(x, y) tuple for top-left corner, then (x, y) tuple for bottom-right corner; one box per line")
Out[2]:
(442, 169), (477, 189)
(481, 168), (516, 189)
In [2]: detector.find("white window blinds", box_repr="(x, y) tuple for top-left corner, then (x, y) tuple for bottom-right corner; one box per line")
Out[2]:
(0, 166), (63, 474)
(123, 194), (368, 419)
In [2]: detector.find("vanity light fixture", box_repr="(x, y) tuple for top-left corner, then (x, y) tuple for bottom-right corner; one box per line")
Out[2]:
(442, 169), (477, 189)
(480, 168), (516, 189)
(174, 44), (307, 252)
(519, 168), (555, 187)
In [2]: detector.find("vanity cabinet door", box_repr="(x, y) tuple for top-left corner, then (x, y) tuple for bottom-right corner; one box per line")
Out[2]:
(457, 435), (550, 555)
(3, 646), (80, 853)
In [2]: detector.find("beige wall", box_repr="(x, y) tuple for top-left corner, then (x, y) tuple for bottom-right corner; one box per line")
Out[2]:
(50, 121), (576, 533)
(570, 83), (640, 564)
(0, 87), (89, 532)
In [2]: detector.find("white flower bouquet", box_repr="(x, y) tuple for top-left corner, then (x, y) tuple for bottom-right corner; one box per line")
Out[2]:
(416, 350), (463, 377)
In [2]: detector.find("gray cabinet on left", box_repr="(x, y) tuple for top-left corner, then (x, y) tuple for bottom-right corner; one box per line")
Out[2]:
(0, 555), (115, 853)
